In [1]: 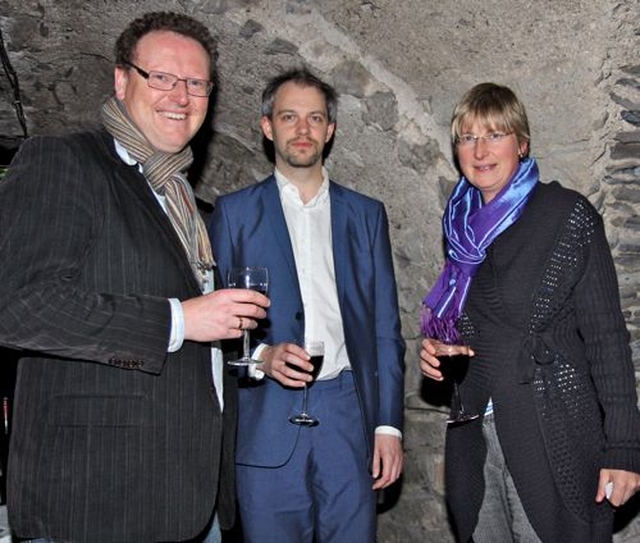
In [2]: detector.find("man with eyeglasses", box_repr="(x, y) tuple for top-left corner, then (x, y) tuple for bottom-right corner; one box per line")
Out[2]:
(0, 11), (268, 543)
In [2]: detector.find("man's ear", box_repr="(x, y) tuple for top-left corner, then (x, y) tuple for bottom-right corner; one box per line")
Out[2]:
(260, 116), (274, 141)
(326, 122), (336, 143)
(114, 67), (128, 100)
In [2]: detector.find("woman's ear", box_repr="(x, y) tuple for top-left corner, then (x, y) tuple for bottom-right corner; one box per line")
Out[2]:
(518, 139), (530, 158)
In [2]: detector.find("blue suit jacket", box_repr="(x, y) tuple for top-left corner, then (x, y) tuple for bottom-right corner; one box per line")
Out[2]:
(209, 175), (405, 467)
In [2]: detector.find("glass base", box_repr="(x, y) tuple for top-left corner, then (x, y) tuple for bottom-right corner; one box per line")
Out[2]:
(289, 413), (319, 427)
(446, 412), (479, 425)
(227, 357), (264, 367)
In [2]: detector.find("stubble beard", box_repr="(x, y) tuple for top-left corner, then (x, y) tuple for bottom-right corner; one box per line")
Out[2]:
(282, 140), (323, 169)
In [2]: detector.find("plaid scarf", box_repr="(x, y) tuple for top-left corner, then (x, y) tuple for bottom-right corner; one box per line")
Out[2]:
(101, 96), (214, 289)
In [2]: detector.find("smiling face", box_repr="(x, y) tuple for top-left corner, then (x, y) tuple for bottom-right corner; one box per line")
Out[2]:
(114, 30), (211, 154)
(261, 81), (335, 177)
(456, 118), (529, 203)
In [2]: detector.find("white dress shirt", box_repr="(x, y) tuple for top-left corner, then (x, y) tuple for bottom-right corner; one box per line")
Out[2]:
(254, 168), (400, 439)
(276, 168), (351, 380)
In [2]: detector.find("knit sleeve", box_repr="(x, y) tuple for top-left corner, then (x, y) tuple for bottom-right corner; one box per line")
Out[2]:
(571, 197), (640, 472)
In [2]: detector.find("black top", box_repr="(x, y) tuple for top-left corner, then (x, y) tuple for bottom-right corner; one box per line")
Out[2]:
(445, 181), (640, 543)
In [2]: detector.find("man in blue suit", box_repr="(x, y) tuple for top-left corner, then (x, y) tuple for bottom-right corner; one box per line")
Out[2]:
(209, 68), (405, 542)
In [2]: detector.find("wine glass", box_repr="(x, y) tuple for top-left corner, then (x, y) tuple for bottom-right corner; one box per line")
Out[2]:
(289, 340), (324, 427)
(226, 266), (268, 366)
(433, 334), (479, 424)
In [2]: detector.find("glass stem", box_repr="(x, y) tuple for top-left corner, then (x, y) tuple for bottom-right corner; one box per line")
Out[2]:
(452, 382), (462, 415)
(301, 385), (309, 415)
(242, 330), (250, 359)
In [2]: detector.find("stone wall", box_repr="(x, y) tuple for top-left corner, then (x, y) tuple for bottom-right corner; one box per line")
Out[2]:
(0, 0), (638, 540)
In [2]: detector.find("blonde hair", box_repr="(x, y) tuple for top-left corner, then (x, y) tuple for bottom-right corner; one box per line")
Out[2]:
(451, 83), (530, 157)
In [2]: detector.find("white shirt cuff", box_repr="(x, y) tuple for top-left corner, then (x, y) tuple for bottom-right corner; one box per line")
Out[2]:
(375, 425), (402, 440)
(167, 298), (185, 353)
(247, 343), (268, 379)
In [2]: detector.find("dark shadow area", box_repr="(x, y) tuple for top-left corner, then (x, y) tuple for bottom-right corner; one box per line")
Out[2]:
(190, 93), (217, 224)
(196, 197), (214, 224)
(261, 134), (275, 164)
(0, 137), (23, 168)
(222, 515), (243, 543)
(377, 475), (404, 514)
(0, 348), (18, 504)
(614, 491), (640, 534)
(1, 143), (22, 504)
(188, 93), (217, 190)
(0, 349), (17, 401)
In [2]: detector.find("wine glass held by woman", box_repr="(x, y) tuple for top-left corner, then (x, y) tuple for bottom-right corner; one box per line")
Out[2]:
(418, 82), (640, 543)
(431, 337), (478, 424)
(420, 338), (474, 382)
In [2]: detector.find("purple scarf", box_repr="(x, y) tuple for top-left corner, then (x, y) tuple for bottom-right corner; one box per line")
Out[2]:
(421, 158), (539, 341)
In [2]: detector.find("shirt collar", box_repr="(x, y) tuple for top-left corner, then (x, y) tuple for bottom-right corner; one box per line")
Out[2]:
(274, 167), (330, 207)
(113, 139), (166, 201)
(113, 138), (137, 166)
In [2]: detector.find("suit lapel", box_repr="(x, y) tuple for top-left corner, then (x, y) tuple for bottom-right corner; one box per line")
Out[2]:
(260, 178), (300, 289)
(330, 182), (348, 309)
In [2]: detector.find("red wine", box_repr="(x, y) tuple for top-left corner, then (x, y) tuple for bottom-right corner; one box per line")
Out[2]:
(308, 355), (324, 381)
(250, 286), (268, 296)
(287, 355), (324, 381)
(437, 354), (470, 384)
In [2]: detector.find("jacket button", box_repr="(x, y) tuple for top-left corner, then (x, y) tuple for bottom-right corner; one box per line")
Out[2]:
(295, 312), (303, 320)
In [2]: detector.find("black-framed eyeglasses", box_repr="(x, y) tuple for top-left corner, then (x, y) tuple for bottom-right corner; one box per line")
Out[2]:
(124, 61), (213, 97)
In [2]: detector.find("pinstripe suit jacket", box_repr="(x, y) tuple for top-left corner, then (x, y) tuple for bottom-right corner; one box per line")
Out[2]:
(0, 130), (236, 542)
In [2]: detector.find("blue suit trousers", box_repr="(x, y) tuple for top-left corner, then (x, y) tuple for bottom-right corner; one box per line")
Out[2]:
(236, 372), (377, 543)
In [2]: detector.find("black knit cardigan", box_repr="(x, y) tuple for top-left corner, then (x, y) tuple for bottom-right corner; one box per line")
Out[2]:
(445, 181), (640, 543)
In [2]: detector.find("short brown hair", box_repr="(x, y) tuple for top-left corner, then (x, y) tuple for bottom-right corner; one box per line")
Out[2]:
(114, 12), (217, 78)
(261, 67), (338, 124)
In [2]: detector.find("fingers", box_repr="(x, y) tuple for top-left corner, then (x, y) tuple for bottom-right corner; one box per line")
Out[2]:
(422, 337), (437, 354)
(220, 296), (263, 339)
(262, 343), (311, 387)
(228, 287), (270, 308)
(420, 340), (444, 381)
(182, 289), (270, 342)
(597, 468), (640, 507)
(419, 337), (474, 381)
(230, 314), (254, 331)
(226, 288), (270, 332)
(372, 435), (403, 490)
(595, 473), (608, 504)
